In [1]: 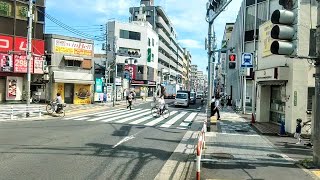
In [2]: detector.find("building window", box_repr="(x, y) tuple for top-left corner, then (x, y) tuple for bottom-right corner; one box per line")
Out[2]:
(0, 1), (13, 17)
(151, 53), (154, 62)
(152, 38), (154, 46)
(148, 38), (151, 46)
(65, 60), (82, 67)
(137, 66), (144, 74)
(120, 29), (141, 41)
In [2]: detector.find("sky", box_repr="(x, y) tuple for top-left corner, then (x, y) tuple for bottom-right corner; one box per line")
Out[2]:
(45, 0), (242, 73)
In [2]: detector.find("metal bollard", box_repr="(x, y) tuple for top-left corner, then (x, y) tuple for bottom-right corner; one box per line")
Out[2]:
(38, 106), (42, 117)
(10, 106), (13, 120)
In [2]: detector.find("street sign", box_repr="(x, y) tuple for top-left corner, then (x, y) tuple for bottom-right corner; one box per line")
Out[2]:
(241, 53), (253, 68)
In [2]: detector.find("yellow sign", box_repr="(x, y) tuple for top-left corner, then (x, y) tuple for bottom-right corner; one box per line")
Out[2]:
(74, 84), (91, 104)
(260, 20), (273, 57)
(54, 39), (93, 56)
(56, 83), (65, 102)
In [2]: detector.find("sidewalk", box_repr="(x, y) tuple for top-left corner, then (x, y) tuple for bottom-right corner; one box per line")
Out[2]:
(191, 110), (318, 180)
(0, 98), (152, 121)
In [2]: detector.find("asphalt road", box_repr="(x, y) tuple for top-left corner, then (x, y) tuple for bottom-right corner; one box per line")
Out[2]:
(0, 99), (203, 180)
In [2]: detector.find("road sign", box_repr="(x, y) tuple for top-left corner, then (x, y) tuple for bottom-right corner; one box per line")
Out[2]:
(241, 53), (253, 68)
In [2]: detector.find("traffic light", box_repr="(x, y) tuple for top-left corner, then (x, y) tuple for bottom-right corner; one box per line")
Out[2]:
(228, 53), (236, 69)
(270, 8), (296, 55)
(209, 0), (221, 11)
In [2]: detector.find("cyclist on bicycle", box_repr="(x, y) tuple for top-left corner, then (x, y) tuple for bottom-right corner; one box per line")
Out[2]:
(55, 93), (63, 112)
(158, 95), (166, 115)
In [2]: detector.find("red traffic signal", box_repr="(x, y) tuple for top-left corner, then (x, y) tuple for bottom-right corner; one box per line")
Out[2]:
(229, 54), (236, 62)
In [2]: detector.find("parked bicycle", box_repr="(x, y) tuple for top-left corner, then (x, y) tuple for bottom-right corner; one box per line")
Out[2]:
(46, 101), (66, 117)
(151, 103), (170, 119)
(21, 91), (41, 103)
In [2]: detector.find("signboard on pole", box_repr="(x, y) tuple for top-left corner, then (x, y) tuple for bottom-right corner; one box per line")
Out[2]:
(260, 20), (273, 57)
(241, 53), (253, 68)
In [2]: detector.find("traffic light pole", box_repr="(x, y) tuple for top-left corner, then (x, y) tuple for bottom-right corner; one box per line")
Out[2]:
(207, 21), (214, 131)
(313, 0), (320, 166)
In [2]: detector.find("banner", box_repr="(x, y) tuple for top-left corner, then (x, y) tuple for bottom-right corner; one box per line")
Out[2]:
(0, 35), (44, 55)
(0, 53), (13, 72)
(54, 39), (93, 56)
(260, 21), (273, 58)
(7, 78), (17, 97)
(95, 78), (103, 93)
(33, 56), (44, 74)
(74, 84), (91, 104)
(13, 55), (33, 73)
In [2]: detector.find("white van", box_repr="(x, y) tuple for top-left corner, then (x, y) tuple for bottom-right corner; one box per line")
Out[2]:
(174, 92), (189, 107)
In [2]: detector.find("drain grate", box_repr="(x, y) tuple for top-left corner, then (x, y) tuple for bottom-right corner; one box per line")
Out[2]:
(267, 154), (283, 158)
(211, 153), (234, 159)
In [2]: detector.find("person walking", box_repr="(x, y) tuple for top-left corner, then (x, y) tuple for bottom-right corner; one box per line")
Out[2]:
(211, 96), (221, 120)
(127, 92), (133, 110)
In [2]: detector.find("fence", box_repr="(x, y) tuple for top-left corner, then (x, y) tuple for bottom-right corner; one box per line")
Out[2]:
(196, 120), (206, 180)
(0, 105), (46, 120)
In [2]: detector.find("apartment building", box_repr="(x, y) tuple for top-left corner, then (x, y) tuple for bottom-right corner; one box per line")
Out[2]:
(225, 0), (317, 133)
(190, 64), (198, 91)
(129, 0), (187, 87)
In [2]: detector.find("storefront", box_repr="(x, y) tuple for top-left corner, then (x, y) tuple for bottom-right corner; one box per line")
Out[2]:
(131, 80), (156, 97)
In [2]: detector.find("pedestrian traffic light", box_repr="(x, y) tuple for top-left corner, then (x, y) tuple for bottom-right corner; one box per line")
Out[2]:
(270, 8), (296, 55)
(228, 53), (236, 69)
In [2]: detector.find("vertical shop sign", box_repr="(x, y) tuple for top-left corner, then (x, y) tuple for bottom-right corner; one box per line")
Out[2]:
(7, 78), (17, 97)
(57, 83), (65, 102)
(33, 56), (44, 74)
(0, 53), (13, 72)
(294, 91), (297, 106)
(13, 55), (33, 73)
(74, 84), (91, 104)
(95, 78), (103, 93)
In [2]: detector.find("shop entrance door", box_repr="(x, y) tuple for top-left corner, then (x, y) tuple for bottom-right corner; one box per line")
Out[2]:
(64, 84), (74, 104)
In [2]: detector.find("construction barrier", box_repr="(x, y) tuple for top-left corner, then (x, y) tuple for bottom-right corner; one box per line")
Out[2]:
(196, 121), (206, 180)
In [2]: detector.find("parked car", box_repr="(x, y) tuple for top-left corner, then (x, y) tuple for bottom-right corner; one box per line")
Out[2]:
(190, 92), (196, 104)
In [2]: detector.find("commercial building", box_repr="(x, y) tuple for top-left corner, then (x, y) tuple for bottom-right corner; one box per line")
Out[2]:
(0, 0), (46, 102)
(45, 34), (95, 104)
(107, 7), (159, 98)
(225, 0), (317, 133)
(129, 0), (187, 88)
(190, 64), (198, 91)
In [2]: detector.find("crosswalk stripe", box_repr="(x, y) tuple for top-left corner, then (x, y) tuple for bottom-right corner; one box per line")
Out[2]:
(64, 108), (123, 120)
(129, 115), (154, 125)
(72, 117), (88, 121)
(101, 109), (149, 123)
(184, 112), (197, 122)
(115, 110), (151, 123)
(145, 111), (178, 126)
(160, 112), (187, 128)
(179, 122), (190, 127)
(88, 109), (141, 122)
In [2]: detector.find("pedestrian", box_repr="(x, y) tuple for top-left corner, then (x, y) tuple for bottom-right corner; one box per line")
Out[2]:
(294, 118), (303, 144)
(227, 95), (232, 110)
(211, 96), (221, 120)
(127, 92), (133, 110)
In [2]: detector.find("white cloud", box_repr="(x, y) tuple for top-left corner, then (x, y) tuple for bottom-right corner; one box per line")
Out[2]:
(178, 39), (203, 49)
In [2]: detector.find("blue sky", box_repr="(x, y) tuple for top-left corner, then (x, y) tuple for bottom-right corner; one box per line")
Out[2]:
(45, 0), (242, 73)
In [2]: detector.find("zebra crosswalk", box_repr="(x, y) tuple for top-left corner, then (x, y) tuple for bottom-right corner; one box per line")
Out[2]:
(63, 108), (198, 129)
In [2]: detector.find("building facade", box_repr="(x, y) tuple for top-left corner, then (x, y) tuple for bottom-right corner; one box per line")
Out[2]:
(0, 0), (46, 102)
(190, 64), (198, 91)
(129, 1), (187, 88)
(107, 14), (159, 98)
(224, 0), (317, 133)
(45, 34), (95, 104)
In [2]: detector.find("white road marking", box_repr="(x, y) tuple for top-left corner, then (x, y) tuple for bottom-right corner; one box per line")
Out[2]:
(87, 109), (139, 122)
(145, 111), (178, 126)
(179, 122), (190, 127)
(160, 112), (187, 128)
(72, 117), (88, 121)
(129, 115), (154, 125)
(115, 110), (150, 123)
(112, 135), (136, 148)
(64, 108), (123, 120)
(101, 109), (146, 122)
(184, 112), (197, 122)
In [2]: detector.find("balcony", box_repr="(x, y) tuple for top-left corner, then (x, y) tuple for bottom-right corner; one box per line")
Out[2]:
(156, 16), (171, 35)
(159, 41), (174, 56)
(157, 28), (171, 45)
(158, 51), (171, 65)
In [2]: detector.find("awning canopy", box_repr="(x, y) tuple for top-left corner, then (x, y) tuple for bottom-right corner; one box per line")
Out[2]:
(54, 79), (94, 85)
(64, 56), (84, 61)
(257, 80), (287, 86)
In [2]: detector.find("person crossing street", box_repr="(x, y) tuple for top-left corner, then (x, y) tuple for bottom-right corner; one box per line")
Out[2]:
(127, 92), (133, 110)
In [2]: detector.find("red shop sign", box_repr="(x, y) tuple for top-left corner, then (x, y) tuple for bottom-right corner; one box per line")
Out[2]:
(14, 55), (33, 73)
(0, 35), (13, 52)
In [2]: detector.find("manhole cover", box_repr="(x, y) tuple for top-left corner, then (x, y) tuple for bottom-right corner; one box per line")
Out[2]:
(211, 153), (234, 159)
(235, 129), (249, 132)
(267, 154), (283, 158)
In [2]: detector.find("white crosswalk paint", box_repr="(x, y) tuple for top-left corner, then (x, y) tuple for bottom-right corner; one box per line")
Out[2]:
(115, 110), (151, 123)
(101, 109), (149, 123)
(179, 122), (190, 127)
(184, 112), (197, 122)
(72, 117), (88, 121)
(64, 108), (123, 120)
(160, 112), (187, 128)
(129, 115), (154, 125)
(144, 111), (178, 126)
(88, 109), (141, 122)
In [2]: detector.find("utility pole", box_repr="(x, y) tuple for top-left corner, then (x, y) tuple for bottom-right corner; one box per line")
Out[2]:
(313, 0), (320, 166)
(112, 36), (117, 107)
(207, 21), (214, 130)
(104, 23), (108, 104)
(26, 0), (34, 117)
(252, 0), (258, 120)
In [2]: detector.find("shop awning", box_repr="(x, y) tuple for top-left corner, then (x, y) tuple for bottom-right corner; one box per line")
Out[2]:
(64, 56), (84, 61)
(54, 79), (94, 84)
(257, 80), (287, 86)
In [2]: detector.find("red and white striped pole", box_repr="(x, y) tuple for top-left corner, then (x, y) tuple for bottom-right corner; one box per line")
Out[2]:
(196, 135), (203, 180)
